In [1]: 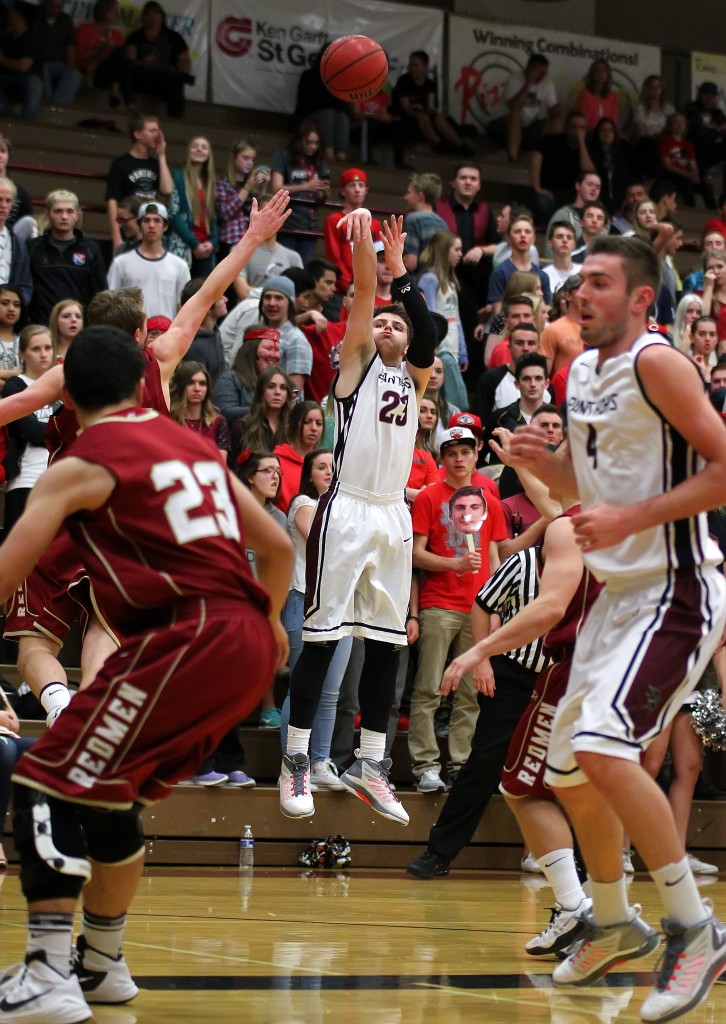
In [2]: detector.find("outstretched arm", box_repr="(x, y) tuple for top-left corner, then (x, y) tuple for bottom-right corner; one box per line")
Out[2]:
(336, 208), (376, 395)
(149, 190), (290, 386)
(0, 364), (64, 427)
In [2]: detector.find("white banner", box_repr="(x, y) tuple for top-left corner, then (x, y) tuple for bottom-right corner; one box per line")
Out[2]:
(211, 0), (444, 113)
(691, 53), (726, 108)
(453, 1), (596, 36)
(62, 0), (209, 102)
(447, 16), (660, 133)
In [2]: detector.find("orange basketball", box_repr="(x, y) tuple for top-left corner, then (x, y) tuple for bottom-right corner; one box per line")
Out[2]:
(320, 35), (388, 103)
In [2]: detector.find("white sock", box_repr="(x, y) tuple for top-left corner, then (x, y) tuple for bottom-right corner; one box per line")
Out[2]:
(39, 682), (70, 715)
(28, 911), (73, 977)
(652, 857), (707, 928)
(590, 876), (630, 926)
(285, 726), (311, 757)
(359, 728), (386, 762)
(82, 909), (126, 960)
(537, 848), (586, 911)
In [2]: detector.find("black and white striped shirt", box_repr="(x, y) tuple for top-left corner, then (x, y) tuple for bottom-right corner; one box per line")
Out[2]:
(475, 546), (548, 673)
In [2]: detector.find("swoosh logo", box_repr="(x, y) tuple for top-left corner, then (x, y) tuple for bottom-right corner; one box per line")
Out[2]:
(664, 872), (688, 887)
(1, 989), (52, 1011)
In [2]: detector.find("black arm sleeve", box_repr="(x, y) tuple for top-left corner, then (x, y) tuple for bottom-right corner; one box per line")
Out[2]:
(391, 272), (437, 370)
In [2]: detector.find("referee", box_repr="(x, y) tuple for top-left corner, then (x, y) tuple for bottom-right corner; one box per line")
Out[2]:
(407, 545), (548, 879)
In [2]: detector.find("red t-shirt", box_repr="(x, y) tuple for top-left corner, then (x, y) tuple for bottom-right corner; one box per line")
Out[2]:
(301, 320), (346, 404)
(659, 136), (696, 174)
(66, 407), (268, 635)
(412, 479), (507, 612)
(488, 339), (511, 369)
(408, 448), (438, 491)
(437, 465), (500, 503)
(273, 443), (304, 513)
(324, 210), (383, 292)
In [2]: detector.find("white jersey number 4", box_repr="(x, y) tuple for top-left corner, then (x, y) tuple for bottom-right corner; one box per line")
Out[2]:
(151, 459), (240, 545)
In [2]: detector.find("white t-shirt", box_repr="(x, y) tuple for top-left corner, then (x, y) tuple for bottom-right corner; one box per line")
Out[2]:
(288, 494), (317, 593)
(240, 242), (302, 285)
(503, 71), (557, 127)
(542, 263), (575, 293)
(107, 249), (191, 321)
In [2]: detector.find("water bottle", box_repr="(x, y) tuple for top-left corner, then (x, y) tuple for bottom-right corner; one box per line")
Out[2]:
(239, 824), (254, 869)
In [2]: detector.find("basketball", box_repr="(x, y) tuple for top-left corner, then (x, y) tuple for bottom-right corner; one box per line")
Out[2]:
(320, 35), (388, 103)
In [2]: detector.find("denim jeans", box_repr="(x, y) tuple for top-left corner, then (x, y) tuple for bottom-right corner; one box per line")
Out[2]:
(42, 63), (82, 105)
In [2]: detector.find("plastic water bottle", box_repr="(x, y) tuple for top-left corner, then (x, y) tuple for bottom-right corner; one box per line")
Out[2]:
(239, 824), (254, 869)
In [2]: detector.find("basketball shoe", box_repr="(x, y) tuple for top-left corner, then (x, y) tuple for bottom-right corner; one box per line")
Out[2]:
(640, 902), (726, 1022)
(339, 750), (409, 825)
(73, 934), (138, 1004)
(552, 904), (659, 986)
(279, 753), (314, 817)
(0, 951), (91, 1023)
(526, 898), (592, 957)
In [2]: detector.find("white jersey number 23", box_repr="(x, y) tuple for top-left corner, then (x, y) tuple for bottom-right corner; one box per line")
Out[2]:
(151, 459), (241, 545)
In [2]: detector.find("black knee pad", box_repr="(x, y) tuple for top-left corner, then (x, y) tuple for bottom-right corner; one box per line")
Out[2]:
(79, 804), (145, 865)
(13, 784), (89, 902)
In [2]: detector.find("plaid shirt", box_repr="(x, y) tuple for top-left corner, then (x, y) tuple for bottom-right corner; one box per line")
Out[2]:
(279, 321), (312, 378)
(215, 177), (250, 245)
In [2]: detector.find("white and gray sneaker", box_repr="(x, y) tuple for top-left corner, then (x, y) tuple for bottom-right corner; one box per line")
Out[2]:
(339, 750), (409, 825)
(73, 934), (138, 1004)
(521, 853), (544, 874)
(526, 897), (592, 957)
(623, 849), (635, 874)
(279, 753), (314, 818)
(640, 902), (726, 1023)
(0, 952), (91, 1023)
(415, 769), (446, 793)
(552, 903), (659, 986)
(686, 852), (719, 876)
(310, 758), (345, 791)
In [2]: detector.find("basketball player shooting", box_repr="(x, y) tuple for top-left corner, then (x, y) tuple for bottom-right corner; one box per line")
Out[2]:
(280, 211), (436, 826)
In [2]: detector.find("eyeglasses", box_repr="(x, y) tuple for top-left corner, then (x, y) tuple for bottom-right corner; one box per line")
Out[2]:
(255, 467), (282, 477)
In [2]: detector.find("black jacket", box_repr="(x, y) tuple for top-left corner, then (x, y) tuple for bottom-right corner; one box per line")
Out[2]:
(27, 228), (107, 325)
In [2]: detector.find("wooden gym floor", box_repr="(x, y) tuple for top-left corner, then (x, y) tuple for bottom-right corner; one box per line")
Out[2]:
(2, 866), (726, 1023)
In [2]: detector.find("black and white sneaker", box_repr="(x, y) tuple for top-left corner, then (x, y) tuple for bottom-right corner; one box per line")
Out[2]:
(73, 934), (138, 1004)
(0, 951), (91, 1023)
(525, 898), (592, 956)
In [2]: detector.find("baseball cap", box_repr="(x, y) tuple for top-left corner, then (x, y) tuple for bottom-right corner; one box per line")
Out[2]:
(260, 275), (295, 305)
(138, 201), (169, 222)
(340, 168), (367, 187)
(146, 315), (171, 333)
(439, 427), (477, 452)
(448, 412), (483, 438)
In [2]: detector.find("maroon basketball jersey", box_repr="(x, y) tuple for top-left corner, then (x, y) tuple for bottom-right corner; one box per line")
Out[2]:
(542, 508), (603, 657)
(46, 348), (168, 463)
(65, 407), (269, 633)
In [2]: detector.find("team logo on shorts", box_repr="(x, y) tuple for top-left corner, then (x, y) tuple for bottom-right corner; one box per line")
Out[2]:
(73, 252), (87, 266)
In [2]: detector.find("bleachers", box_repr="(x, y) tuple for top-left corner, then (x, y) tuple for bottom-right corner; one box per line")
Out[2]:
(2, 91), (725, 871)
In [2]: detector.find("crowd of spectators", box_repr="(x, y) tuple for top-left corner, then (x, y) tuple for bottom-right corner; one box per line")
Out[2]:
(0, 23), (725, 845)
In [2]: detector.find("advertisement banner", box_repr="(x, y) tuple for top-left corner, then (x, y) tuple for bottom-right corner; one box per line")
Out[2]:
(448, 16), (660, 133)
(55, 0), (209, 102)
(691, 52), (726, 106)
(454, 1), (596, 36)
(211, 0), (444, 113)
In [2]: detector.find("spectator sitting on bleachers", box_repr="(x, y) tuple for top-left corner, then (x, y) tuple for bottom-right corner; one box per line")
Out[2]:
(418, 230), (467, 371)
(273, 399), (324, 514)
(529, 110), (594, 227)
(213, 326), (280, 428)
(170, 359), (230, 453)
(107, 199), (189, 322)
(576, 59), (619, 133)
(271, 121), (330, 265)
(402, 172), (448, 273)
(0, 284), (22, 381)
(0, 7), (43, 121)
(0, 133), (36, 243)
(324, 167), (381, 294)
(659, 112), (701, 209)
(486, 54), (560, 164)
(304, 258), (340, 321)
(546, 171), (602, 244)
(105, 112), (173, 251)
(473, 321), (541, 427)
(487, 281), (543, 369)
(682, 229), (726, 294)
(391, 50), (473, 159)
(571, 200), (610, 262)
(0, 177), (32, 306)
(292, 46), (351, 164)
(542, 220), (576, 294)
(27, 189), (105, 325)
(610, 180), (648, 236)
(589, 117), (638, 216)
(167, 135), (218, 277)
(114, 194), (142, 254)
(122, 0), (191, 119)
(233, 193), (302, 302)
(23, 0), (81, 110)
(215, 139), (271, 259)
(232, 365), (293, 465)
(75, 0), (125, 109)
(257, 274), (312, 398)
(632, 74), (675, 178)
(49, 298), (82, 361)
(487, 212), (552, 316)
(179, 278), (226, 384)
(685, 81), (726, 211)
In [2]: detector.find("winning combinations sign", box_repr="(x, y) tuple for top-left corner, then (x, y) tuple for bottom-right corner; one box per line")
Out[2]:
(211, 0), (443, 112)
(447, 16), (660, 133)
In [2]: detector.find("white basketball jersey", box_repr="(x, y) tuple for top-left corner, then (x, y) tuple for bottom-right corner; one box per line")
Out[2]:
(333, 353), (417, 495)
(566, 334), (721, 582)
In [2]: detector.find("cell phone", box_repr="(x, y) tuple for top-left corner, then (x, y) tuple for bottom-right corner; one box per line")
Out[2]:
(257, 165), (270, 175)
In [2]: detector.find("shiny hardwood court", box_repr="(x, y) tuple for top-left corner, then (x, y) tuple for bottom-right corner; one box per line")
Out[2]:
(2, 867), (726, 1023)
